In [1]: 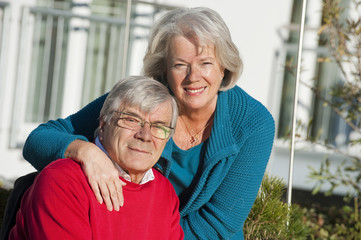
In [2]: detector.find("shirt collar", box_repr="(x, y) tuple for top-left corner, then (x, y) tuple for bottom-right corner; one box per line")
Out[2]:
(95, 137), (155, 185)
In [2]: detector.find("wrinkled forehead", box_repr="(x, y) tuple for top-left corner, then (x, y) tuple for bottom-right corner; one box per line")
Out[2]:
(169, 34), (216, 57)
(118, 100), (172, 118)
(116, 93), (171, 112)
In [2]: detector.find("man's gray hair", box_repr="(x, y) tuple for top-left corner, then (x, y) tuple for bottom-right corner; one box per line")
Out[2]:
(95, 76), (178, 138)
(143, 7), (243, 91)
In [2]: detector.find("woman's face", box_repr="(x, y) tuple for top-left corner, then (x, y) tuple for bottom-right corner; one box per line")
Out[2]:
(166, 36), (225, 112)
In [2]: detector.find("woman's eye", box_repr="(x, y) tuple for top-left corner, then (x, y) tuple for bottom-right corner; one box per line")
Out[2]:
(174, 64), (187, 68)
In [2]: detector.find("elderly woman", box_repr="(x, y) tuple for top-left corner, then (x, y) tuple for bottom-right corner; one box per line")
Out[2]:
(23, 7), (275, 239)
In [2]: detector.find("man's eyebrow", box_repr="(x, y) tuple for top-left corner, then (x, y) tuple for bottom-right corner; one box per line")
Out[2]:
(122, 110), (140, 118)
(152, 120), (169, 125)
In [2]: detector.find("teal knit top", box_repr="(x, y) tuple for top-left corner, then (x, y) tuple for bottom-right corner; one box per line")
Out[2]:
(167, 138), (205, 196)
(23, 85), (275, 239)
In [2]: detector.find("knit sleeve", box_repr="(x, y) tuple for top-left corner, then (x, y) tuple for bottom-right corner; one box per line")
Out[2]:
(169, 183), (184, 240)
(22, 93), (108, 170)
(180, 108), (275, 239)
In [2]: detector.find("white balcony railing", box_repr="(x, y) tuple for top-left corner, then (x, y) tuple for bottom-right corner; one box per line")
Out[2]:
(6, 1), (178, 148)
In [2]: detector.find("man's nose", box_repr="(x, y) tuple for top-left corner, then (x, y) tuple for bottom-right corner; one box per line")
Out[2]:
(135, 123), (153, 141)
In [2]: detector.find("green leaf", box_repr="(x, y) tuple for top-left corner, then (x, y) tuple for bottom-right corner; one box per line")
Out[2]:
(312, 185), (322, 195)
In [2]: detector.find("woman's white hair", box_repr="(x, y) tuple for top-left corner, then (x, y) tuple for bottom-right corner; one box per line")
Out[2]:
(143, 7), (243, 91)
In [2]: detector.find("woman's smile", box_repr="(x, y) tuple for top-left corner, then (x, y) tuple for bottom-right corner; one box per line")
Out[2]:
(184, 86), (207, 95)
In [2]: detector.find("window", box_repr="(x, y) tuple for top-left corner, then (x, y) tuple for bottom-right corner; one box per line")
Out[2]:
(277, 0), (353, 148)
(9, 0), (178, 148)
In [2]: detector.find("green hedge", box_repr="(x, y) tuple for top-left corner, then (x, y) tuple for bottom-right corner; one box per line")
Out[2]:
(244, 174), (310, 239)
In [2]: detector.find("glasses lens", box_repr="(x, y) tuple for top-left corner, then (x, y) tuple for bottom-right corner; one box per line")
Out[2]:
(116, 117), (140, 130)
(114, 111), (171, 139)
(151, 125), (171, 139)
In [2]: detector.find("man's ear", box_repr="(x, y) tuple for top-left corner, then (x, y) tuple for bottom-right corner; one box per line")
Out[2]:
(98, 118), (106, 139)
(99, 119), (106, 128)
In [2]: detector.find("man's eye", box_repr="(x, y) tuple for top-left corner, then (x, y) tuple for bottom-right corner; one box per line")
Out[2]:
(125, 117), (139, 123)
(153, 125), (165, 130)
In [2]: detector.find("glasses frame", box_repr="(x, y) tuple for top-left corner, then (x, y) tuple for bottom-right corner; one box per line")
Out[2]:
(113, 111), (174, 140)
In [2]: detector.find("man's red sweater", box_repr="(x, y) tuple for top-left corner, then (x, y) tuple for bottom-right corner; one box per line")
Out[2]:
(9, 158), (184, 240)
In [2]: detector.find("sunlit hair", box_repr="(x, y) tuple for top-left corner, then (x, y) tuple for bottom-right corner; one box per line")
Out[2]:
(94, 76), (178, 138)
(143, 7), (243, 91)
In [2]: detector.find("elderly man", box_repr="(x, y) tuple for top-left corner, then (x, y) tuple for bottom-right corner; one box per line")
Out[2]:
(9, 76), (183, 240)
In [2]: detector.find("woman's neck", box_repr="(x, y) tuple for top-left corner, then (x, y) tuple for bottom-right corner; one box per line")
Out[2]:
(173, 104), (216, 150)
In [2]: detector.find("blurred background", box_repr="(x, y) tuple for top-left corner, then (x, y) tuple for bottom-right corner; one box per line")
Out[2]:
(0, 0), (359, 203)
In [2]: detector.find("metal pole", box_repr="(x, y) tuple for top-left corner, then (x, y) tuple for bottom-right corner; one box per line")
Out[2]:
(286, 0), (308, 207)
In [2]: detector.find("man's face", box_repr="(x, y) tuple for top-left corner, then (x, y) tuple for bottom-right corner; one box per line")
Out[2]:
(100, 101), (173, 183)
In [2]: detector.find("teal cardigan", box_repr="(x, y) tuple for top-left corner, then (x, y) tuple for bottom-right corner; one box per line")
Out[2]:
(23, 86), (275, 239)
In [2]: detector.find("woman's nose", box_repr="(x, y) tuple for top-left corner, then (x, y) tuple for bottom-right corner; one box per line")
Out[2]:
(187, 65), (202, 81)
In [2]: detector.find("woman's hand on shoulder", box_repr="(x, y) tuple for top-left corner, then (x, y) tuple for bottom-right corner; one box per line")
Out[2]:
(65, 139), (126, 211)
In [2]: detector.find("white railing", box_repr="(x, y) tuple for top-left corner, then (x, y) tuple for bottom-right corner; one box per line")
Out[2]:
(8, 1), (178, 148)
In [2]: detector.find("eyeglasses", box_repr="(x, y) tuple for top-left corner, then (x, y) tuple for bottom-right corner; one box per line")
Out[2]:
(113, 111), (173, 140)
